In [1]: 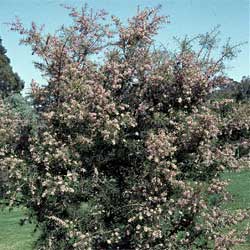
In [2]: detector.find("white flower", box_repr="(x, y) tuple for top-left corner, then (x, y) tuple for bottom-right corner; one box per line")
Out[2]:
(177, 97), (182, 103)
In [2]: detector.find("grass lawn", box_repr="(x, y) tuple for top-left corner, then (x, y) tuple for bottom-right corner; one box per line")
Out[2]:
(0, 207), (38, 250)
(222, 169), (250, 250)
(0, 170), (250, 249)
(223, 169), (250, 211)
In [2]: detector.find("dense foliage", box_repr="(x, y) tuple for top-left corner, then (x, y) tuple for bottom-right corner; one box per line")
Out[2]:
(0, 37), (24, 96)
(0, 93), (36, 197)
(1, 5), (249, 250)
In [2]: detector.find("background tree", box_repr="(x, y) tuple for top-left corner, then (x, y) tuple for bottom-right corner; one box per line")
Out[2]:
(211, 76), (250, 102)
(233, 76), (250, 102)
(0, 37), (24, 96)
(2, 5), (249, 250)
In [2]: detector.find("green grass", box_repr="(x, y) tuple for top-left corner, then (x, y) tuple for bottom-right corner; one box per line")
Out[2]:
(0, 207), (38, 250)
(223, 169), (250, 211)
(0, 170), (250, 249)
(222, 169), (250, 250)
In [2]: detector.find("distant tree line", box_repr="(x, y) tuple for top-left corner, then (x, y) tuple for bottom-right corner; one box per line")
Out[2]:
(211, 76), (250, 102)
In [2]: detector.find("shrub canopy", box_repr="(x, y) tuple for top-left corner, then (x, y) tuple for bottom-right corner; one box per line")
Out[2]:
(1, 5), (249, 250)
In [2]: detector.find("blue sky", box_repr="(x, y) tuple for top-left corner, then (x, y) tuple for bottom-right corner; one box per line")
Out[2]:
(0, 0), (249, 93)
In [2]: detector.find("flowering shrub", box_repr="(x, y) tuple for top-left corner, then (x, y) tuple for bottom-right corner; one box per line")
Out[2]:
(2, 5), (249, 250)
(0, 99), (21, 196)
